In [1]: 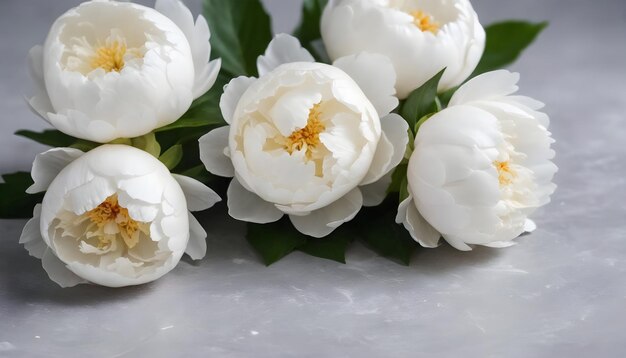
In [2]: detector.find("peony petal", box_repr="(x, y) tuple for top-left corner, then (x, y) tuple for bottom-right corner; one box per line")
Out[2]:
(154, 0), (220, 98)
(26, 45), (54, 121)
(257, 34), (315, 76)
(524, 219), (537, 233)
(199, 126), (235, 177)
(155, 0), (195, 40)
(269, 89), (322, 136)
(333, 52), (398, 117)
(185, 212), (207, 260)
(289, 189), (362, 238)
(360, 172), (392, 207)
(193, 58), (221, 99)
(220, 76), (257, 124)
(172, 173), (221, 211)
(47, 111), (118, 144)
(361, 114), (408, 185)
(483, 241), (517, 248)
(449, 70), (520, 106)
(41, 249), (88, 288)
(68, 177), (116, 215)
(227, 178), (284, 223)
(381, 114), (410, 170)
(27, 45), (46, 96)
(360, 128), (393, 185)
(445, 237), (474, 251)
(19, 204), (46, 259)
(396, 195), (441, 248)
(117, 171), (165, 205)
(27, 147), (84, 194)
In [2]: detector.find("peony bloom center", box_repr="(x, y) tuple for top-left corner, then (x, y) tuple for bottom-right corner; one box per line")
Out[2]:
(85, 194), (148, 250)
(494, 160), (516, 186)
(285, 103), (326, 158)
(63, 30), (144, 75)
(410, 10), (440, 33)
(91, 41), (127, 72)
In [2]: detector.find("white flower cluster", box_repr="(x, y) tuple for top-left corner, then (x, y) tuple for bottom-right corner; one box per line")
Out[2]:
(21, 0), (221, 287)
(17, 0), (556, 287)
(199, 34), (408, 238)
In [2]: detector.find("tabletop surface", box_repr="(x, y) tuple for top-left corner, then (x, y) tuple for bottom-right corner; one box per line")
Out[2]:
(1, 0), (625, 357)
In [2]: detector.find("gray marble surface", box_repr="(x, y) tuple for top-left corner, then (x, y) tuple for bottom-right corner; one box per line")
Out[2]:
(1, 0), (625, 357)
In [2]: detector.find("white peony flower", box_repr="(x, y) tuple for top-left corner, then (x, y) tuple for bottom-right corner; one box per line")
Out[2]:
(321, 0), (485, 98)
(27, 0), (221, 143)
(397, 70), (557, 250)
(19, 145), (220, 287)
(199, 34), (408, 238)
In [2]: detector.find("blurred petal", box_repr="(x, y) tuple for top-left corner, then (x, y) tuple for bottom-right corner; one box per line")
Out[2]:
(42, 249), (87, 288)
(333, 52), (398, 117)
(154, 0), (221, 98)
(396, 195), (441, 248)
(199, 126), (235, 177)
(524, 219), (537, 233)
(220, 76), (257, 124)
(360, 172), (392, 207)
(227, 178), (283, 223)
(19, 204), (47, 259)
(26, 45), (53, 121)
(361, 114), (408, 185)
(290, 189), (362, 238)
(172, 174), (221, 211)
(27, 147), (84, 194)
(360, 128), (393, 185)
(450, 70), (520, 106)
(185, 213), (207, 260)
(257, 34), (315, 76)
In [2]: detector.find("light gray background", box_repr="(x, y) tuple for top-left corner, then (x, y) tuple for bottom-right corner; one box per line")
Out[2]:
(1, 0), (625, 357)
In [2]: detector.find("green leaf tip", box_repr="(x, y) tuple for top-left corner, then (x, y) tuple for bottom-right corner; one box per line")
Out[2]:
(400, 68), (446, 132)
(473, 20), (548, 76)
(203, 0), (272, 77)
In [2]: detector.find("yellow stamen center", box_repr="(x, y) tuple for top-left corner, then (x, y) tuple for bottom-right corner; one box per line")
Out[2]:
(91, 41), (127, 72)
(285, 103), (326, 158)
(86, 195), (141, 249)
(411, 10), (440, 33)
(494, 161), (516, 186)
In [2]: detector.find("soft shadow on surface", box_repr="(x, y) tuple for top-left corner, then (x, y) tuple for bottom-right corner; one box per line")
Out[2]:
(410, 243), (504, 274)
(1, 206), (507, 305)
(0, 250), (157, 305)
(0, 219), (157, 305)
(0, 205), (246, 305)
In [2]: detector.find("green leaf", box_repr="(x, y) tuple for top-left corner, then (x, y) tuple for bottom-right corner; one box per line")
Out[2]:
(414, 112), (436, 133)
(355, 198), (418, 265)
(388, 163), (408, 194)
(179, 165), (211, 183)
(16, 129), (77, 147)
(131, 133), (161, 158)
(203, 0), (272, 76)
(0, 172), (43, 219)
(399, 177), (409, 203)
(155, 73), (229, 132)
(159, 145), (183, 170)
(400, 68), (446, 131)
(16, 129), (99, 152)
(69, 140), (99, 152)
(293, 0), (328, 60)
(293, 0), (327, 44)
(246, 218), (307, 265)
(437, 89), (455, 108)
(298, 232), (351, 264)
(473, 21), (548, 76)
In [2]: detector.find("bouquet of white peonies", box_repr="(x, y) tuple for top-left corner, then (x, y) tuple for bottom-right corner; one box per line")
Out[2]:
(1, 0), (556, 287)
